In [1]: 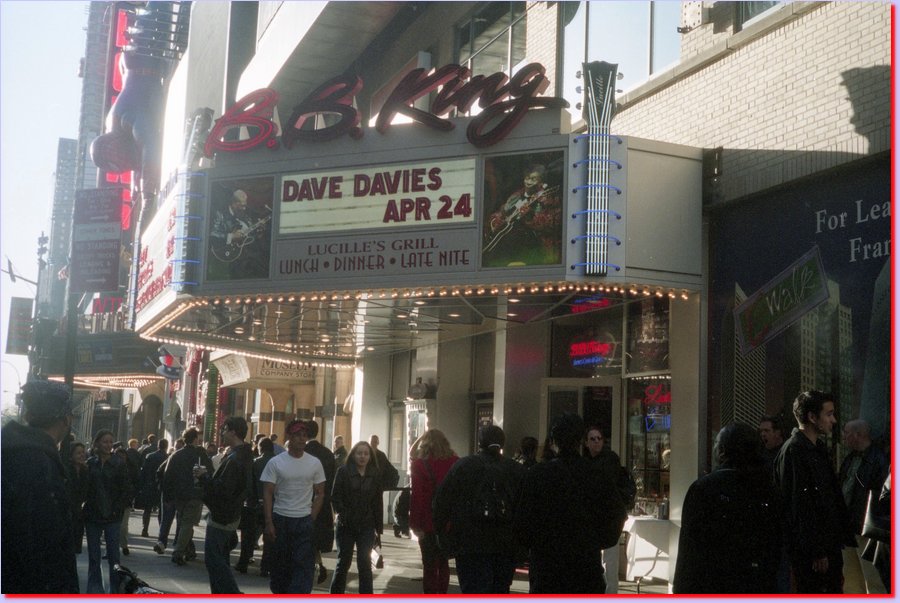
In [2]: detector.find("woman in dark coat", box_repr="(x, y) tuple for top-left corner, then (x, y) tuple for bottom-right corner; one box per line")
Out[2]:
(83, 429), (130, 593)
(673, 423), (781, 593)
(67, 441), (90, 554)
(329, 441), (383, 594)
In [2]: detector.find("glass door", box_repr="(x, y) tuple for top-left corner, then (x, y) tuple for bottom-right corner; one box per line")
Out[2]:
(540, 377), (622, 454)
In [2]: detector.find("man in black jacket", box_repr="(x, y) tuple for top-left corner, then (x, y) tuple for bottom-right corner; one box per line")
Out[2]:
(1, 381), (79, 593)
(303, 420), (336, 584)
(775, 390), (856, 593)
(433, 425), (526, 593)
(162, 426), (213, 565)
(197, 416), (254, 594)
(139, 438), (168, 538)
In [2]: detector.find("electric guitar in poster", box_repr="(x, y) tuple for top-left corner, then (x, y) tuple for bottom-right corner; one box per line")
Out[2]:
(211, 212), (272, 263)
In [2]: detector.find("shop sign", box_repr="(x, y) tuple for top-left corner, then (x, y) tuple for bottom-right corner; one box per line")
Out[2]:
(280, 158), (475, 234)
(204, 62), (567, 156)
(70, 188), (122, 294)
(5, 297), (33, 355)
(733, 246), (829, 355)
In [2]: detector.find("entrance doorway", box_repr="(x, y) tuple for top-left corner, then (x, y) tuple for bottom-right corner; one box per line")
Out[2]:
(540, 377), (622, 453)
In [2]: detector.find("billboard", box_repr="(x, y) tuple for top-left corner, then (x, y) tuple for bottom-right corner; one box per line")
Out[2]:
(70, 188), (122, 294)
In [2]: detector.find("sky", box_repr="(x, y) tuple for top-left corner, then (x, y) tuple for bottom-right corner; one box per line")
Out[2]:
(0, 1), (89, 410)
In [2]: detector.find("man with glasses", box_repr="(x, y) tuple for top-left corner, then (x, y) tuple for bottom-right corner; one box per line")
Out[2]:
(195, 417), (254, 594)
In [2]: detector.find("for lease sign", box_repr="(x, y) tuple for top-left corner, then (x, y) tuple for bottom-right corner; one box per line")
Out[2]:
(279, 158), (476, 234)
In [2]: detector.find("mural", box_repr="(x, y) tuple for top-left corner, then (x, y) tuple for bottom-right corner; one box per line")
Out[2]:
(206, 177), (274, 281)
(708, 156), (890, 442)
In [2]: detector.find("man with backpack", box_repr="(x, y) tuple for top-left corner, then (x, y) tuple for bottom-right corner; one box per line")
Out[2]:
(432, 425), (526, 593)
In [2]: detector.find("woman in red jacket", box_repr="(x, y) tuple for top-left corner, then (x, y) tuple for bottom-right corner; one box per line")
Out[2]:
(409, 429), (458, 594)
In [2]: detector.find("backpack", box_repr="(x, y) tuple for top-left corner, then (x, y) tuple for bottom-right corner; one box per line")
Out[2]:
(467, 458), (514, 523)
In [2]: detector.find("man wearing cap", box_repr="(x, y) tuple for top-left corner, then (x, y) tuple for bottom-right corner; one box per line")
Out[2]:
(261, 418), (326, 593)
(1, 380), (79, 593)
(433, 425), (526, 593)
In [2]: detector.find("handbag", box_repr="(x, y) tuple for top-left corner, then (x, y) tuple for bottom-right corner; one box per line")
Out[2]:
(861, 484), (890, 543)
(370, 534), (384, 569)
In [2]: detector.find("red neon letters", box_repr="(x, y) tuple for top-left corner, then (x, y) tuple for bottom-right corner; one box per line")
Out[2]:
(204, 62), (568, 156)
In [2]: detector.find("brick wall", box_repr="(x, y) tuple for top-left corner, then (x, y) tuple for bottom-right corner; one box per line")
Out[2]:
(611, 2), (890, 204)
(525, 1), (559, 89)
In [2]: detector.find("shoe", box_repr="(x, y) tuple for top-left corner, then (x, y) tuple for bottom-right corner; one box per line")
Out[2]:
(122, 546), (130, 556)
(141, 529), (150, 538)
(234, 564), (248, 574)
(393, 526), (402, 538)
(259, 569), (270, 578)
(186, 551), (197, 561)
(153, 543), (165, 555)
(317, 564), (327, 585)
(172, 554), (187, 566)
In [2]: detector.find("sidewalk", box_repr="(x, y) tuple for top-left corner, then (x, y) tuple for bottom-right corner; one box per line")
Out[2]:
(77, 510), (669, 596)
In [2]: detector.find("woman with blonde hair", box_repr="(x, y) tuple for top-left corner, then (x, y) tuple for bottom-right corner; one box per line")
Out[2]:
(409, 429), (458, 593)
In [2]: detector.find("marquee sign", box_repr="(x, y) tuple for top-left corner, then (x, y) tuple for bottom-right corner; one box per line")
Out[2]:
(280, 158), (476, 234)
(204, 62), (568, 155)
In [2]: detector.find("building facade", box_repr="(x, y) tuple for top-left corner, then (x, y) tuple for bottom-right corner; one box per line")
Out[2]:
(87, 1), (890, 586)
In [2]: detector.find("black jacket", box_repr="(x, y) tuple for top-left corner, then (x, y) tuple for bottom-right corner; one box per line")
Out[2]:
(251, 451), (276, 507)
(774, 429), (855, 560)
(433, 451), (526, 558)
(1, 421), (79, 593)
(331, 464), (382, 532)
(839, 443), (889, 534)
(83, 452), (130, 523)
(673, 465), (781, 593)
(305, 440), (337, 549)
(201, 442), (253, 525)
(514, 453), (626, 593)
(162, 444), (213, 502)
(138, 448), (168, 507)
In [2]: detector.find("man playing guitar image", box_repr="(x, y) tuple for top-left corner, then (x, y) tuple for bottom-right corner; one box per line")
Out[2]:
(483, 164), (561, 267)
(208, 189), (271, 280)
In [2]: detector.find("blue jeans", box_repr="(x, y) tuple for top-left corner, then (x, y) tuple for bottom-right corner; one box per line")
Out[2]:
(456, 553), (516, 593)
(204, 524), (241, 593)
(270, 514), (315, 593)
(86, 521), (121, 593)
(330, 523), (376, 594)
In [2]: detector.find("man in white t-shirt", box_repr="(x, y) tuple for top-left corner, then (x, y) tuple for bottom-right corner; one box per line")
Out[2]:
(261, 419), (326, 593)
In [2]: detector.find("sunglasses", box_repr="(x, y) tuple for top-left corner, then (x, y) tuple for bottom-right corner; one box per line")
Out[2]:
(588, 436), (603, 441)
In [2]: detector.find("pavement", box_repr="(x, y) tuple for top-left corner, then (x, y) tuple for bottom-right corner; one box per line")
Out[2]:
(76, 509), (670, 598)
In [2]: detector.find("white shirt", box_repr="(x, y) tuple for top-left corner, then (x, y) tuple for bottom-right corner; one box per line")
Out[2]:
(260, 451), (325, 518)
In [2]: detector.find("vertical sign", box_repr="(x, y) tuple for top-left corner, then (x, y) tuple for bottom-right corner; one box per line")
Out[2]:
(5, 297), (33, 355)
(70, 188), (122, 294)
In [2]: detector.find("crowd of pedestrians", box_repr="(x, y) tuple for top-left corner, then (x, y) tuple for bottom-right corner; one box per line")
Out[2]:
(1, 380), (890, 595)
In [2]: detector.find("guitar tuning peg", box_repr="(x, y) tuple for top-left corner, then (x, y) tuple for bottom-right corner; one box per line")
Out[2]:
(616, 72), (624, 80)
(616, 89), (623, 94)
(576, 86), (583, 94)
(576, 70), (582, 78)
(575, 103), (583, 111)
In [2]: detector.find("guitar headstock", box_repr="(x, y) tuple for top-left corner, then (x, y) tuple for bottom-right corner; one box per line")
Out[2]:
(579, 61), (619, 127)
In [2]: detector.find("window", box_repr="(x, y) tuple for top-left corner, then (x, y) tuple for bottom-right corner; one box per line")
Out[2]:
(561, 1), (681, 118)
(457, 2), (527, 87)
(735, 1), (780, 30)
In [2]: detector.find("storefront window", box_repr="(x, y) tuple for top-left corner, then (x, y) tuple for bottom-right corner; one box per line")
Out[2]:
(550, 299), (624, 378)
(626, 297), (670, 374)
(626, 374), (671, 516)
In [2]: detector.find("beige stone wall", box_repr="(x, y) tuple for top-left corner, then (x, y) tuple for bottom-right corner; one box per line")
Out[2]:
(611, 2), (891, 204)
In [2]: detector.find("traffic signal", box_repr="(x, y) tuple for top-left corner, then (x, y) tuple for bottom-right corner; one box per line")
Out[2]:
(156, 346), (183, 380)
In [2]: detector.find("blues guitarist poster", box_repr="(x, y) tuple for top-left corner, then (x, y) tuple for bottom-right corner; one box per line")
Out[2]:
(482, 151), (564, 267)
(206, 177), (273, 281)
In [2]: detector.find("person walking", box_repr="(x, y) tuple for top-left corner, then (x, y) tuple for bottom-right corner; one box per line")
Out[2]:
(113, 443), (139, 556)
(138, 438), (168, 539)
(515, 413), (626, 594)
(196, 416), (254, 594)
(83, 429), (131, 593)
(333, 435), (348, 466)
(247, 437), (277, 577)
(408, 429), (458, 593)
(329, 440), (383, 594)
(673, 423), (781, 593)
(261, 419), (326, 593)
(1, 380), (79, 593)
(432, 425), (525, 593)
(162, 427), (213, 565)
(303, 420), (337, 584)
(67, 441), (90, 555)
(839, 419), (889, 535)
(774, 390), (856, 593)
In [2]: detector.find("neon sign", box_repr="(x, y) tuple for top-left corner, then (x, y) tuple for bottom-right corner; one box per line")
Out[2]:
(569, 338), (616, 368)
(204, 62), (568, 157)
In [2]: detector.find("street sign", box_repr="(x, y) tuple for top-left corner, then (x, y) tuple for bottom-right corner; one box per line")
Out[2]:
(70, 188), (123, 294)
